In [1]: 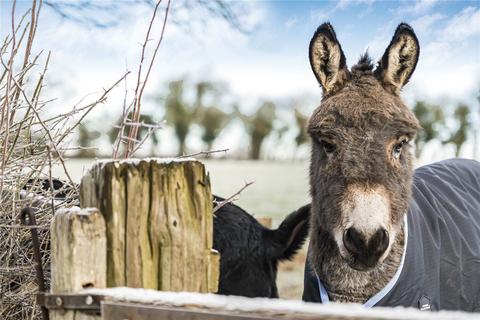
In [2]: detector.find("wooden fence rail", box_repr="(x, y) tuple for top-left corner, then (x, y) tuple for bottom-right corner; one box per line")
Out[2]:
(86, 288), (479, 320)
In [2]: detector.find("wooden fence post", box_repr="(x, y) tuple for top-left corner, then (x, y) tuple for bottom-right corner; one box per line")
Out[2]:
(79, 159), (218, 293)
(50, 208), (106, 320)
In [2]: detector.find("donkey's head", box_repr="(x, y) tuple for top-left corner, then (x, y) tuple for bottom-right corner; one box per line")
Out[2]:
(308, 23), (420, 271)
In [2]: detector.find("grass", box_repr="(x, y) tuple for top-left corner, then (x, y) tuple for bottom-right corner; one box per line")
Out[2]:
(53, 158), (311, 223)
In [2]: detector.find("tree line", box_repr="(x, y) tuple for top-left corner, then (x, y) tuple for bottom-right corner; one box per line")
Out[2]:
(75, 80), (478, 160)
(413, 101), (474, 158)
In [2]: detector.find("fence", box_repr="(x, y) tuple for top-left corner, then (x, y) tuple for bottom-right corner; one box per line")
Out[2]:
(43, 158), (476, 320)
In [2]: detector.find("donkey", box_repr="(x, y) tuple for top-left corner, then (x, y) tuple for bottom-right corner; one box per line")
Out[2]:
(302, 23), (480, 311)
(214, 196), (310, 298)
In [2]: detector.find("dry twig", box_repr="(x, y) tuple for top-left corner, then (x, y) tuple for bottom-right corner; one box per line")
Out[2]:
(116, 0), (171, 159)
(0, 1), (127, 318)
(213, 180), (254, 213)
(177, 148), (230, 159)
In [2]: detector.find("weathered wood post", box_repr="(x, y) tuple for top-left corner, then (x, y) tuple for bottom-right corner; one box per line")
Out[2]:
(50, 208), (106, 320)
(79, 158), (219, 293)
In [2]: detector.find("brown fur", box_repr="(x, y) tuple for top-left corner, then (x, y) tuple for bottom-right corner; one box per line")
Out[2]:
(307, 23), (420, 303)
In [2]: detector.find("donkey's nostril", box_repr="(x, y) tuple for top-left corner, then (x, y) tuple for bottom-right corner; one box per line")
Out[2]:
(343, 227), (365, 255)
(371, 228), (389, 256)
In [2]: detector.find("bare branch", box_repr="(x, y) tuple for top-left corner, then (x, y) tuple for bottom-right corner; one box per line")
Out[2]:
(124, 0), (171, 158)
(213, 180), (254, 213)
(177, 148), (229, 159)
(0, 2), (129, 317)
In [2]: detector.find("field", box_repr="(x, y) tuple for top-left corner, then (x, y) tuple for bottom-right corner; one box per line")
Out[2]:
(53, 158), (311, 299)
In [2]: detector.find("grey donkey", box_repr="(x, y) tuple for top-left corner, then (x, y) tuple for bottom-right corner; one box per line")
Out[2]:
(302, 22), (480, 311)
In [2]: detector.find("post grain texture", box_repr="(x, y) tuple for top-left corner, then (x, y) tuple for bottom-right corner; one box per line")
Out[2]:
(79, 159), (219, 293)
(50, 208), (106, 320)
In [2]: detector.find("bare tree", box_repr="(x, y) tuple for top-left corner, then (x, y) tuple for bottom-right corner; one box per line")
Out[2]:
(294, 109), (309, 148)
(474, 90), (480, 159)
(443, 104), (471, 157)
(76, 123), (100, 158)
(163, 80), (198, 155)
(193, 81), (231, 150)
(236, 102), (277, 160)
(412, 101), (444, 158)
(198, 106), (230, 151)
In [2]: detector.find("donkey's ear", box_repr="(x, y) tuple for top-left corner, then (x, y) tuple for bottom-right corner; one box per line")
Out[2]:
(263, 204), (310, 261)
(309, 23), (349, 96)
(375, 23), (419, 94)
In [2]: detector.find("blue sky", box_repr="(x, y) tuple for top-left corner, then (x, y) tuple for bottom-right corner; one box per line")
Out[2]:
(0, 0), (479, 160)
(269, 0), (475, 56)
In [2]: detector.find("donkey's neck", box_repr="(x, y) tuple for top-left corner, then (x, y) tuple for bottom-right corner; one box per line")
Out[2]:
(312, 218), (406, 304)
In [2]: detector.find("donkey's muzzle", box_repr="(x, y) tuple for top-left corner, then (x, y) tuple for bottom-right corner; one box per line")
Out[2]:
(343, 227), (389, 269)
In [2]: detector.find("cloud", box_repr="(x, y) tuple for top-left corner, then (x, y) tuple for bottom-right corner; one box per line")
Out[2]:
(399, 0), (439, 15)
(285, 17), (298, 29)
(362, 21), (399, 59)
(310, 0), (377, 21)
(440, 6), (480, 40)
(336, 0), (377, 10)
(310, 7), (337, 22)
(23, 1), (267, 112)
(359, 6), (479, 111)
(410, 13), (445, 36)
(404, 7), (480, 106)
(416, 6), (480, 68)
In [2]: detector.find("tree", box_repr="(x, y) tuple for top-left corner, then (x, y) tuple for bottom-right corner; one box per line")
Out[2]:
(193, 81), (231, 150)
(198, 107), (230, 150)
(474, 90), (480, 159)
(237, 102), (276, 160)
(412, 101), (444, 158)
(164, 80), (198, 155)
(195, 81), (216, 108)
(443, 104), (471, 157)
(76, 123), (101, 157)
(294, 109), (309, 148)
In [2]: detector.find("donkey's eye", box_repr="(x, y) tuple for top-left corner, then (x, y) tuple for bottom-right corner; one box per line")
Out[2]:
(392, 139), (407, 158)
(319, 140), (336, 155)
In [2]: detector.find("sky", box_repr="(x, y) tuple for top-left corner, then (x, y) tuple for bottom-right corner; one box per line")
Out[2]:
(0, 0), (479, 161)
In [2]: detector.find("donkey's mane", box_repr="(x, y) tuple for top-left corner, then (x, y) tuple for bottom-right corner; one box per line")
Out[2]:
(351, 52), (375, 74)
